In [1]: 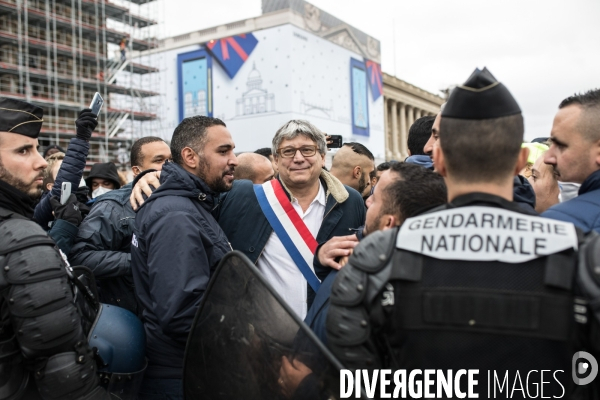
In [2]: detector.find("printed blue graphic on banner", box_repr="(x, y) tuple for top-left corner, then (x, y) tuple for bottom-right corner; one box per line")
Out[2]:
(206, 33), (259, 79)
(177, 49), (213, 121)
(350, 58), (370, 136)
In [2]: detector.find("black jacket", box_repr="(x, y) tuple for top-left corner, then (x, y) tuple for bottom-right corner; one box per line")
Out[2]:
(69, 183), (138, 314)
(130, 162), (231, 379)
(513, 175), (536, 214)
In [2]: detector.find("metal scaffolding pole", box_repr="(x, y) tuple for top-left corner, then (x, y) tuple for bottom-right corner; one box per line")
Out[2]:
(23, 0), (30, 102)
(45, 0), (51, 104)
(52, 0), (59, 143)
(16, 0), (23, 96)
(70, 0), (78, 106)
(77, 0), (84, 105)
(101, 0), (108, 160)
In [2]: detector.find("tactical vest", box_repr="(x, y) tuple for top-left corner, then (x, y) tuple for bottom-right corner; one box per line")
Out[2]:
(0, 207), (108, 400)
(327, 205), (599, 399)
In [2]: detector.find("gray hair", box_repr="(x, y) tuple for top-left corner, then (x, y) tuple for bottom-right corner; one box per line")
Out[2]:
(271, 120), (327, 157)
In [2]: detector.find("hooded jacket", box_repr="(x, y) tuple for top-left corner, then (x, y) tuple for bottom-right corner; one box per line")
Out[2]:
(542, 169), (600, 233)
(405, 154), (434, 169)
(130, 161), (231, 379)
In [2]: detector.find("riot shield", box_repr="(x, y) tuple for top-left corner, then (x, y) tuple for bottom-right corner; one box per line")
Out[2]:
(183, 251), (345, 400)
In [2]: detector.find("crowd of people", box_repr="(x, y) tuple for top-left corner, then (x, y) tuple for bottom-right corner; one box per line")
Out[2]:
(0, 66), (599, 400)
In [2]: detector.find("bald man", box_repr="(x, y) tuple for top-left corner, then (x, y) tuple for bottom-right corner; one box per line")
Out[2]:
(235, 152), (275, 184)
(329, 142), (375, 198)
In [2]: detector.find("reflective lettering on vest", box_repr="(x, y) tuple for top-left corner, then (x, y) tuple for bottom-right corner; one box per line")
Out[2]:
(398, 206), (578, 263)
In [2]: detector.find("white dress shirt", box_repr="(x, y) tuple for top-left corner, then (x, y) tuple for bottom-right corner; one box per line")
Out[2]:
(256, 182), (326, 319)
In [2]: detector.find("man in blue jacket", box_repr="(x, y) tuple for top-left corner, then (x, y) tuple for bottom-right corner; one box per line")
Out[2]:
(542, 89), (600, 233)
(70, 136), (171, 315)
(130, 116), (237, 399)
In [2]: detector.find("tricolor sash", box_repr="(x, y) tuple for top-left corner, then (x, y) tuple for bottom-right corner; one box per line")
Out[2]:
(254, 180), (321, 292)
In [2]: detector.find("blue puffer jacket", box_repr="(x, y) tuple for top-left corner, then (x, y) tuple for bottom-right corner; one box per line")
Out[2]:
(542, 169), (600, 233)
(69, 183), (139, 315)
(130, 162), (231, 379)
(34, 137), (89, 229)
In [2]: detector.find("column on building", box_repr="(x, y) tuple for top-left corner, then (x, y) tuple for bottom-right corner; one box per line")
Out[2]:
(391, 100), (399, 160)
(398, 102), (406, 160)
(384, 99), (392, 160)
(415, 108), (422, 120)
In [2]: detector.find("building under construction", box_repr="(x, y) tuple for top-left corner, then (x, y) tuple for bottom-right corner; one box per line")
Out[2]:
(0, 0), (162, 168)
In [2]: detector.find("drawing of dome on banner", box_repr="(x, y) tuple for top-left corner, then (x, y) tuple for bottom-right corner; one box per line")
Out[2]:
(235, 63), (276, 117)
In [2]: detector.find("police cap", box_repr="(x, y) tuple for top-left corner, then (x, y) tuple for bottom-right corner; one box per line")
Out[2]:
(0, 97), (43, 138)
(442, 67), (521, 120)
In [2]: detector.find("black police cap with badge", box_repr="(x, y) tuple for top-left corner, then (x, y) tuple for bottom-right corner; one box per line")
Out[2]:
(442, 67), (522, 119)
(0, 97), (44, 137)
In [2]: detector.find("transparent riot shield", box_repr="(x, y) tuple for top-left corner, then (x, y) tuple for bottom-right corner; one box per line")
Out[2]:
(183, 251), (345, 400)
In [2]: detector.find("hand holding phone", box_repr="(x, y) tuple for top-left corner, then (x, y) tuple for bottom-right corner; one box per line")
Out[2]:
(89, 92), (104, 116)
(327, 135), (343, 149)
(60, 182), (72, 205)
(75, 95), (101, 141)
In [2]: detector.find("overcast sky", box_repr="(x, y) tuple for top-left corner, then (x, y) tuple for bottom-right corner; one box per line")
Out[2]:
(156, 0), (600, 141)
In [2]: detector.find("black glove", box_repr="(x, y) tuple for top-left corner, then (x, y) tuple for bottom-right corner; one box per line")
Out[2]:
(50, 194), (89, 226)
(75, 185), (91, 204)
(75, 108), (98, 141)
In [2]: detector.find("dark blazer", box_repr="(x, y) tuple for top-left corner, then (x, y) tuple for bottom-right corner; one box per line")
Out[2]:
(215, 172), (366, 308)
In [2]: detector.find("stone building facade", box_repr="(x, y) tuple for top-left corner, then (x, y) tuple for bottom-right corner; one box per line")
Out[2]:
(383, 73), (445, 161)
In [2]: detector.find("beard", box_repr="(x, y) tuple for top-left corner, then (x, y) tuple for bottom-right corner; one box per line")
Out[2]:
(198, 158), (235, 193)
(364, 212), (383, 237)
(0, 163), (43, 200)
(357, 173), (367, 195)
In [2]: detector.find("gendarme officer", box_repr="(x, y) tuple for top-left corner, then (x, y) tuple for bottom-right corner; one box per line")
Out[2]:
(0, 97), (110, 399)
(326, 69), (599, 398)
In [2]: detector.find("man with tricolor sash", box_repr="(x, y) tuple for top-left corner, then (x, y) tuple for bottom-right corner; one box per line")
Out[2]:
(216, 120), (366, 319)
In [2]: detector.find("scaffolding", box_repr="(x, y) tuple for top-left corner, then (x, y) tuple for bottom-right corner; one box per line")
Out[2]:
(0, 0), (161, 168)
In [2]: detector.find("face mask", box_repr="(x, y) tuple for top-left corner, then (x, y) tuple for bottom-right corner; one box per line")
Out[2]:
(92, 186), (113, 199)
(558, 182), (580, 203)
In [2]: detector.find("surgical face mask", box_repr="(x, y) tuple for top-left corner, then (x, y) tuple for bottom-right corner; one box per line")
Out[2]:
(558, 182), (581, 203)
(92, 186), (113, 199)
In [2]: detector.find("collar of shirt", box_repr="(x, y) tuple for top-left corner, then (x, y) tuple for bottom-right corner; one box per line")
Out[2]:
(290, 181), (326, 217)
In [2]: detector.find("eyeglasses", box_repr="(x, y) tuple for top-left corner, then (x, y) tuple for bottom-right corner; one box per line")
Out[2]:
(277, 145), (318, 158)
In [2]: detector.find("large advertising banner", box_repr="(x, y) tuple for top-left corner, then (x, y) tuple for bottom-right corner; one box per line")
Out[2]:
(163, 24), (384, 159)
